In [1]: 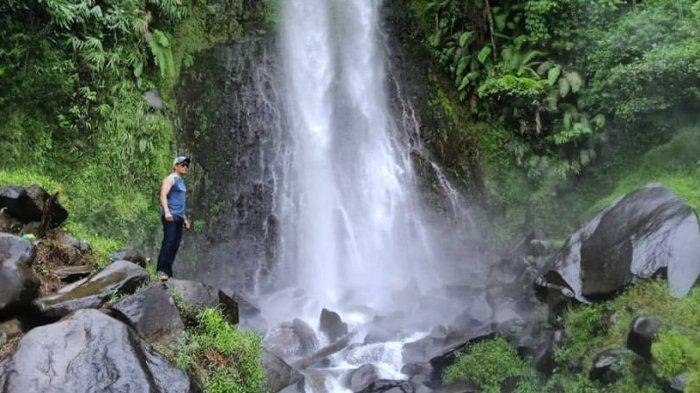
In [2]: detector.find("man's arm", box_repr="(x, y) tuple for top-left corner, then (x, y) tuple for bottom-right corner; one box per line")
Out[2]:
(160, 176), (174, 222)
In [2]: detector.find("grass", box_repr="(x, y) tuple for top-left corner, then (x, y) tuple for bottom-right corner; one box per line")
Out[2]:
(175, 308), (266, 393)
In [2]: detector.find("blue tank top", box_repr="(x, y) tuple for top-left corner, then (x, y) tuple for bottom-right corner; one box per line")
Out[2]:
(165, 174), (186, 218)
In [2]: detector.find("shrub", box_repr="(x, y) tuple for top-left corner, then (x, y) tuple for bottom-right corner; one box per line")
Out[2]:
(176, 308), (266, 393)
(443, 338), (529, 393)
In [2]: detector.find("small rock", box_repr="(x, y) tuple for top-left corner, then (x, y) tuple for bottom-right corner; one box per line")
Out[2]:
(319, 308), (348, 342)
(166, 279), (239, 325)
(109, 283), (185, 348)
(33, 260), (149, 319)
(54, 265), (93, 282)
(110, 246), (148, 267)
(347, 364), (381, 392)
(144, 89), (165, 110)
(589, 349), (639, 384)
(359, 380), (414, 393)
(534, 329), (565, 375)
(669, 373), (688, 392)
(0, 234), (39, 315)
(54, 230), (91, 254)
(626, 316), (660, 359)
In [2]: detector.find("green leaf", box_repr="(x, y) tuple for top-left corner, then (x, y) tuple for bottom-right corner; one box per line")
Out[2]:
(547, 66), (561, 86)
(456, 56), (469, 77)
(565, 71), (583, 93)
(592, 114), (606, 128)
(558, 77), (570, 97)
(477, 46), (492, 64)
(537, 62), (553, 76)
(138, 139), (147, 153)
(458, 31), (473, 47)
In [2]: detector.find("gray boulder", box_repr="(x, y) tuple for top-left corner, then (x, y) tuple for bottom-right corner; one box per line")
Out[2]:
(358, 380), (415, 393)
(347, 364), (381, 392)
(263, 349), (302, 392)
(54, 265), (93, 283)
(109, 283), (185, 348)
(264, 319), (319, 362)
(0, 234), (39, 315)
(319, 308), (348, 342)
(0, 185), (67, 228)
(539, 185), (700, 302)
(166, 279), (239, 324)
(33, 260), (149, 319)
(0, 309), (196, 392)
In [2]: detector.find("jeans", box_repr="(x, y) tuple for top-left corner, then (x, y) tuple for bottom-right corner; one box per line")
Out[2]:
(156, 215), (183, 277)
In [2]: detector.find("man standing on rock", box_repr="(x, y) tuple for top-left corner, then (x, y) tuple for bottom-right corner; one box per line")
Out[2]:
(157, 156), (191, 280)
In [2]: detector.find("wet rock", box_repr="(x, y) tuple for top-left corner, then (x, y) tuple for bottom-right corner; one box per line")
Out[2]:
(589, 349), (640, 384)
(33, 260), (149, 319)
(538, 185), (700, 302)
(359, 380), (414, 393)
(110, 246), (148, 267)
(347, 364), (381, 392)
(291, 333), (353, 370)
(0, 212), (21, 234)
(534, 329), (565, 375)
(432, 381), (480, 393)
(145, 89), (165, 110)
(166, 278), (239, 324)
(264, 319), (319, 361)
(0, 185), (67, 228)
(428, 330), (495, 379)
(54, 230), (91, 254)
(319, 308), (348, 342)
(263, 349), (302, 392)
(109, 283), (185, 348)
(0, 309), (195, 392)
(626, 316), (660, 359)
(54, 265), (93, 282)
(0, 234), (39, 315)
(669, 373), (688, 392)
(364, 325), (395, 344)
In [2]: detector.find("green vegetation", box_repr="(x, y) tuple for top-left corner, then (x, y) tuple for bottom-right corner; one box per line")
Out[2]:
(175, 308), (266, 393)
(407, 0), (700, 241)
(444, 280), (699, 392)
(0, 0), (246, 260)
(444, 338), (532, 392)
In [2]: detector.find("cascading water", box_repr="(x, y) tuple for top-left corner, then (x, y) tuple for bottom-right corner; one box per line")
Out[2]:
(276, 0), (452, 318)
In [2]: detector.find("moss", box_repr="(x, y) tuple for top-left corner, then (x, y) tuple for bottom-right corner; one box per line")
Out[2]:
(175, 308), (266, 393)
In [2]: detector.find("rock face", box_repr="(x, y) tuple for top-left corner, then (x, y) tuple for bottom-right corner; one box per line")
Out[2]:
(34, 260), (149, 318)
(0, 185), (68, 228)
(166, 278), (239, 324)
(0, 234), (39, 315)
(539, 185), (700, 301)
(626, 316), (660, 359)
(110, 283), (185, 348)
(0, 309), (195, 392)
(319, 308), (348, 342)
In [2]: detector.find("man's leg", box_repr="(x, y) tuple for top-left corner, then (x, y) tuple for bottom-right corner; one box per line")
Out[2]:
(157, 216), (177, 276)
(167, 217), (184, 277)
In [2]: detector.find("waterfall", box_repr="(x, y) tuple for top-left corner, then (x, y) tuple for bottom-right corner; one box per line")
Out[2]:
(275, 0), (454, 316)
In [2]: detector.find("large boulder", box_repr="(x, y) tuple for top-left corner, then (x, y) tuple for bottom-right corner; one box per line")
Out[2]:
(358, 380), (414, 393)
(0, 309), (196, 392)
(109, 283), (185, 348)
(166, 279), (239, 324)
(0, 234), (39, 315)
(0, 185), (68, 228)
(538, 185), (700, 302)
(33, 260), (149, 319)
(319, 308), (348, 342)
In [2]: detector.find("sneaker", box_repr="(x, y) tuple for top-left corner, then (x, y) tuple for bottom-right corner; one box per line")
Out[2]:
(157, 272), (170, 281)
